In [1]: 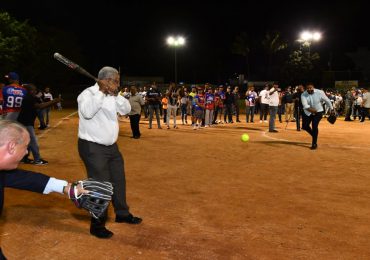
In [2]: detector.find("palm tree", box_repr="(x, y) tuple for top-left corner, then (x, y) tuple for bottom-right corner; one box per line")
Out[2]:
(262, 31), (288, 79)
(231, 32), (251, 78)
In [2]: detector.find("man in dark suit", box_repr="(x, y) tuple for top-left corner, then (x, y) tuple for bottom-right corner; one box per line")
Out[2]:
(0, 120), (86, 259)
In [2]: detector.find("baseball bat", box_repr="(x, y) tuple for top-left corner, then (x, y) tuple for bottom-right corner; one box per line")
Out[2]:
(53, 52), (98, 81)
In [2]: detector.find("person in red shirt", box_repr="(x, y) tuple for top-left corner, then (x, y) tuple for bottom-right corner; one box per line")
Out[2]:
(204, 87), (215, 127)
(2, 72), (27, 121)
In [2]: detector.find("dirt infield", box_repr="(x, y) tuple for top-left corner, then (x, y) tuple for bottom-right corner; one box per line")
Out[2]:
(1, 109), (370, 259)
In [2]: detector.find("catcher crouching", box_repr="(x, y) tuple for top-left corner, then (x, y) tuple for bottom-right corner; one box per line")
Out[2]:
(0, 120), (113, 259)
(77, 66), (142, 239)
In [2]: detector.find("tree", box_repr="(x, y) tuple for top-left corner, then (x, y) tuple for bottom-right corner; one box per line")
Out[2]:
(0, 11), (37, 77)
(231, 32), (251, 79)
(282, 46), (321, 84)
(262, 31), (288, 79)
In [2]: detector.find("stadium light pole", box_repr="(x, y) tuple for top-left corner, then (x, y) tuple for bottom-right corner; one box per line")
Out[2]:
(298, 31), (322, 57)
(167, 36), (185, 84)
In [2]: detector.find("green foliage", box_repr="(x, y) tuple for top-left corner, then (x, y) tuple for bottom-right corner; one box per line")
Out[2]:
(29, 26), (86, 86)
(262, 31), (288, 79)
(0, 11), (87, 89)
(282, 48), (321, 83)
(231, 32), (251, 77)
(262, 31), (288, 54)
(231, 32), (250, 57)
(0, 11), (37, 75)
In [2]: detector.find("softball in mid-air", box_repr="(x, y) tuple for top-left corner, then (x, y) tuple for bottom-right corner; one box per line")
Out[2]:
(241, 133), (249, 142)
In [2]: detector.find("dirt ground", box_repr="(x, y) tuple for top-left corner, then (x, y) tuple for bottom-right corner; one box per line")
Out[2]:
(1, 109), (370, 259)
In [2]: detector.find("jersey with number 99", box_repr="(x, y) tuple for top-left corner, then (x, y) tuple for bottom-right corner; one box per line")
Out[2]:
(2, 84), (27, 113)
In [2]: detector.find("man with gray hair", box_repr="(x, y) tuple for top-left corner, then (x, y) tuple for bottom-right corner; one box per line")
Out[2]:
(0, 120), (87, 258)
(77, 66), (142, 239)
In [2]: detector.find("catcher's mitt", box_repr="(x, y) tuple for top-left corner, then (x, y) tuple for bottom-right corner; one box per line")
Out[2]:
(68, 178), (113, 219)
(327, 113), (337, 124)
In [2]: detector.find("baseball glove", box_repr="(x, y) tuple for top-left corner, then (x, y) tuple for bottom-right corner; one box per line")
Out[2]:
(68, 179), (114, 219)
(327, 113), (337, 124)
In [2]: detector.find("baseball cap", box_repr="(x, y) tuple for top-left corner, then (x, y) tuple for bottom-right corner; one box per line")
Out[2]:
(7, 72), (20, 81)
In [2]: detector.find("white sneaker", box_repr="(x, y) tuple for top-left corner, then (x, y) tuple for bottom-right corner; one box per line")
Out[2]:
(264, 120), (268, 123)
(260, 120), (262, 123)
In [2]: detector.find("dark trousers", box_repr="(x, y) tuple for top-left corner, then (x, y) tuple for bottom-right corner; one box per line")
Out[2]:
(360, 107), (370, 122)
(181, 104), (187, 122)
(225, 104), (233, 123)
(234, 104), (240, 121)
(148, 104), (161, 128)
(345, 104), (352, 120)
(302, 112), (323, 145)
(278, 105), (284, 122)
(213, 107), (220, 123)
(129, 114), (141, 138)
(269, 106), (278, 131)
(260, 103), (269, 120)
(295, 108), (302, 130)
(245, 106), (255, 122)
(163, 109), (167, 123)
(45, 107), (51, 125)
(353, 105), (362, 119)
(37, 109), (46, 128)
(143, 104), (149, 118)
(0, 247), (6, 260)
(78, 138), (129, 217)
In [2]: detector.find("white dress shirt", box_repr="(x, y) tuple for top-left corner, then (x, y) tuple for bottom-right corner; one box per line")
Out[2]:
(268, 88), (279, 106)
(77, 83), (131, 146)
(43, 177), (68, 194)
(301, 89), (333, 116)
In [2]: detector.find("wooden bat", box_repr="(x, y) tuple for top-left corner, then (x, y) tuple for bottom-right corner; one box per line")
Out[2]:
(53, 52), (98, 81)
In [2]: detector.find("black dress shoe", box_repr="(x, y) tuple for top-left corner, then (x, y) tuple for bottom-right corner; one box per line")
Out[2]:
(310, 144), (318, 150)
(115, 213), (142, 224)
(90, 226), (113, 239)
(269, 129), (278, 133)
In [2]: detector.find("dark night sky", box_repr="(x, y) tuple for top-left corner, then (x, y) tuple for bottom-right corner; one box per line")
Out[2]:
(1, 0), (369, 83)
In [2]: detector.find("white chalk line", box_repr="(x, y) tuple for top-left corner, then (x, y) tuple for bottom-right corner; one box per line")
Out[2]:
(261, 130), (370, 150)
(38, 111), (78, 138)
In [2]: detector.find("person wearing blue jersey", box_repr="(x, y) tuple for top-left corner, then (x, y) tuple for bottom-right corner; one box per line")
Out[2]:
(2, 72), (27, 121)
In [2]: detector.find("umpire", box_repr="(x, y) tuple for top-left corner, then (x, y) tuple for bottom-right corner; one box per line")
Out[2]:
(77, 67), (142, 239)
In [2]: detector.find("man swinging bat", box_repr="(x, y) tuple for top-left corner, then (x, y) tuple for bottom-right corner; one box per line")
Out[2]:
(54, 54), (142, 237)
